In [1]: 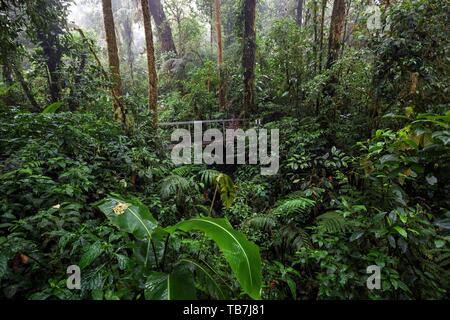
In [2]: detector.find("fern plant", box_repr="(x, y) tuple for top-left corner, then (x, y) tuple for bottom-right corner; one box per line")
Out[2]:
(271, 194), (316, 223)
(315, 211), (355, 234)
(160, 174), (194, 200)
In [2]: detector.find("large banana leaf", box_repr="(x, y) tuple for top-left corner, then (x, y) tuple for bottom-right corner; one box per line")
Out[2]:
(166, 217), (262, 299)
(179, 258), (230, 300)
(97, 196), (158, 240)
(144, 266), (196, 300)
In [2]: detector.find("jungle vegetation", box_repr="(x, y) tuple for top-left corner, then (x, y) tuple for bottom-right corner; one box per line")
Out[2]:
(0, 0), (449, 300)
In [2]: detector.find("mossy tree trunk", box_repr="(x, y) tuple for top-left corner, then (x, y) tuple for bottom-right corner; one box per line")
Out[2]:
(242, 0), (256, 117)
(141, 0), (158, 126)
(101, 0), (127, 126)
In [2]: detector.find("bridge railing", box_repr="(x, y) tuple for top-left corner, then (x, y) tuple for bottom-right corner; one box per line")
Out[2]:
(158, 118), (262, 132)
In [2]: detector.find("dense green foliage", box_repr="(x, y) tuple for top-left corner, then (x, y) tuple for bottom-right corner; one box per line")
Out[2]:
(0, 0), (449, 300)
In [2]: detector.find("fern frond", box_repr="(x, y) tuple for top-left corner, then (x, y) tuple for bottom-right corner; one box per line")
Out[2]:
(160, 175), (192, 199)
(199, 169), (221, 186)
(246, 215), (277, 231)
(24, 160), (45, 168)
(316, 211), (353, 233)
(280, 224), (312, 249)
(272, 197), (316, 221)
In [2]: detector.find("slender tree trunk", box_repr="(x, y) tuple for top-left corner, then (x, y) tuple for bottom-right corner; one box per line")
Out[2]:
(322, 0), (347, 136)
(208, 1), (213, 92)
(210, 1), (214, 59)
(141, 0), (158, 126)
(214, 0), (225, 110)
(312, 0), (318, 73)
(296, 0), (304, 27)
(318, 0), (327, 72)
(242, 0), (256, 117)
(11, 60), (40, 112)
(341, 0), (352, 56)
(101, 0), (127, 125)
(148, 0), (177, 55)
(36, 25), (63, 103)
(326, 0), (346, 69)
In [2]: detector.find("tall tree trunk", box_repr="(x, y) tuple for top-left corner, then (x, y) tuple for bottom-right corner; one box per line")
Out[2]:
(210, 1), (214, 59)
(242, 0), (256, 117)
(326, 0), (346, 69)
(141, 0), (158, 126)
(36, 25), (63, 103)
(214, 0), (225, 110)
(148, 0), (177, 55)
(312, 0), (319, 73)
(318, 0), (327, 72)
(322, 0), (347, 138)
(101, 0), (127, 125)
(208, 1), (213, 92)
(341, 0), (352, 56)
(296, 0), (304, 27)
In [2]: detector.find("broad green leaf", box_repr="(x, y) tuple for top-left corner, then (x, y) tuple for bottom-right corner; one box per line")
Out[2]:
(167, 217), (262, 299)
(144, 266), (196, 300)
(132, 231), (166, 270)
(394, 226), (408, 238)
(97, 196), (157, 241)
(42, 101), (63, 113)
(79, 241), (103, 269)
(180, 258), (229, 300)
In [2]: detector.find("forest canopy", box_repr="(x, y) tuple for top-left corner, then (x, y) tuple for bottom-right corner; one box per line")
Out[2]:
(0, 0), (449, 301)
